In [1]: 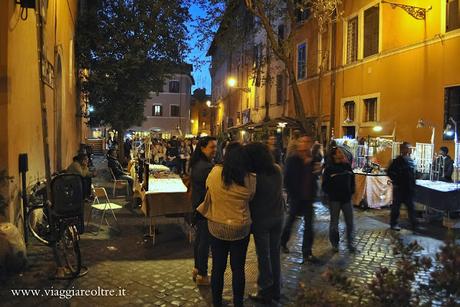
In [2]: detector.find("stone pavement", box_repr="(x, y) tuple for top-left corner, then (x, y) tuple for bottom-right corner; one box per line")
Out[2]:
(0, 157), (455, 306)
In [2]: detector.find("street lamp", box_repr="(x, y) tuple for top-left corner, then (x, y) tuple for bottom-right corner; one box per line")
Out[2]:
(206, 100), (212, 108)
(373, 125), (383, 132)
(443, 117), (457, 143)
(227, 77), (251, 93)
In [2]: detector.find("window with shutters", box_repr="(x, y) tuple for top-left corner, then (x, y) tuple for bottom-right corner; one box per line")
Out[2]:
(364, 5), (379, 58)
(152, 105), (162, 117)
(170, 105), (180, 117)
(346, 16), (358, 63)
(343, 101), (355, 123)
(447, 0), (460, 32)
(297, 42), (307, 80)
(169, 80), (180, 93)
(363, 98), (378, 122)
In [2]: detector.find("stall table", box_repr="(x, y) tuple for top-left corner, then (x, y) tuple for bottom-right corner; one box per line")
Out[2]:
(140, 175), (192, 245)
(352, 171), (393, 209)
(415, 180), (460, 228)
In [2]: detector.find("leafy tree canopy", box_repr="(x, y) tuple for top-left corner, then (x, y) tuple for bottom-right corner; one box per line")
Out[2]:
(76, 0), (191, 132)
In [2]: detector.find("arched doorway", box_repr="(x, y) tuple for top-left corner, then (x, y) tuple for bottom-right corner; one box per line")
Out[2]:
(55, 54), (63, 171)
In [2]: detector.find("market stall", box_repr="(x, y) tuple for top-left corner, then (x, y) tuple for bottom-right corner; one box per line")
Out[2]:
(414, 180), (460, 228)
(352, 171), (393, 209)
(138, 166), (192, 245)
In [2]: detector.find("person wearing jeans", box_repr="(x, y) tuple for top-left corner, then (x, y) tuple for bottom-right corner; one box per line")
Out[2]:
(322, 146), (356, 252)
(246, 142), (285, 303)
(196, 143), (256, 307)
(190, 136), (217, 286)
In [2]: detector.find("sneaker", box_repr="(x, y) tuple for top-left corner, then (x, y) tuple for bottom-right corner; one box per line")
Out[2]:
(390, 225), (401, 231)
(195, 274), (211, 286)
(192, 268), (198, 282)
(281, 245), (290, 254)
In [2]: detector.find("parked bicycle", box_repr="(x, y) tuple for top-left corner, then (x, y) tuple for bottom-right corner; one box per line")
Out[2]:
(26, 173), (85, 278)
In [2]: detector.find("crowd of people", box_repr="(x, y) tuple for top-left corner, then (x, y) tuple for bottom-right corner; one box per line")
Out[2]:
(188, 134), (364, 307)
(70, 132), (422, 307)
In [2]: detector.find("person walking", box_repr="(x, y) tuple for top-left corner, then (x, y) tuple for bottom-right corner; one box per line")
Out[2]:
(246, 142), (285, 304)
(280, 135), (321, 264)
(190, 136), (218, 286)
(197, 142), (256, 307)
(387, 142), (417, 231)
(322, 147), (356, 253)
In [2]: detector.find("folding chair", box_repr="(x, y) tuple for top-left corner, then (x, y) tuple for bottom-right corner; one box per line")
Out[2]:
(86, 185), (122, 235)
(109, 168), (129, 197)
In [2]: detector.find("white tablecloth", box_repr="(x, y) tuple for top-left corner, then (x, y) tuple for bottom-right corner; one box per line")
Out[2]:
(353, 173), (393, 208)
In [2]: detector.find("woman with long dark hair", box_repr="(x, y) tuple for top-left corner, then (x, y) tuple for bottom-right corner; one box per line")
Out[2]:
(197, 142), (256, 307)
(246, 142), (285, 304)
(190, 136), (218, 285)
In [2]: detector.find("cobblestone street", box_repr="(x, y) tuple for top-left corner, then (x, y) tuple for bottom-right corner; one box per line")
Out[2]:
(0, 157), (454, 307)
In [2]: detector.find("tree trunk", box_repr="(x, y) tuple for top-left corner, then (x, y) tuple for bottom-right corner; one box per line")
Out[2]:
(117, 129), (125, 162)
(286, 61), (310, 134)
(264, 40), (271, 122)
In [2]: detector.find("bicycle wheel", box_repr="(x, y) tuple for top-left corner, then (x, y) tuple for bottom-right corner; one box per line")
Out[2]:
(58, 225), (81, 277)
(27, 206), (52, 246)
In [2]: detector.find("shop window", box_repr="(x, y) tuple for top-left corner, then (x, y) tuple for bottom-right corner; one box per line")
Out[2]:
(444, 86), (460, 140)
(152, 105), (162, 117)
(343, 126), (356, 139)
(170, 105), (180, 117)
(169, 80), (180, 93)
(364, 5), (379, 57)
(297, 42), (307, 80)
(447, 0), (460, 32)
(363, 97), (378, 122)
(346, 16), (358, 63)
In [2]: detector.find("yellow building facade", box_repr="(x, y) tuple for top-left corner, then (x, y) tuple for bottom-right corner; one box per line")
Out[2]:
(292, 0), (460, 154)
(0, 1), (83, 227)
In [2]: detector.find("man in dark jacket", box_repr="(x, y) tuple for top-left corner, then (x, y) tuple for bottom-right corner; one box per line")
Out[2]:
(281, 135), (321, 263)
(190, 136), (217, 285)
(437, 146), (454, 182)
(107, 149), (133, 196)
(387, 142), (417, 231)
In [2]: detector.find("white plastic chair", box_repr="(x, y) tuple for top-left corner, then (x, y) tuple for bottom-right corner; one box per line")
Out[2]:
(86, 185), (122, 234)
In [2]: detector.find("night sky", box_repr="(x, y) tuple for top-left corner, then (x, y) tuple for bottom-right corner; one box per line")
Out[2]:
(187, 4), (212, 95)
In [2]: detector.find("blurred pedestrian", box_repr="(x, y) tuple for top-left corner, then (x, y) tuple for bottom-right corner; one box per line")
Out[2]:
(281, 135), (320, 264)
(190, 136), (218, 286)
(387, 142), (417, 231)
(246, 142), (284, 304)
(322, 147), (356, 253)
(197, 142), (256, 307)
(267, 135), (282, 164)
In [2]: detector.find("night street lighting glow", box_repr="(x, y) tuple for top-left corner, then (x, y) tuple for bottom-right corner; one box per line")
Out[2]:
(227, 77), (237, 87)
(373, 125), (383, 132)
(206, 100), (212, 107)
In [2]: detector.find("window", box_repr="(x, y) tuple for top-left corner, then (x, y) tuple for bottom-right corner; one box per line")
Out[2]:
(363, 98), (378, 122)
(343, 101), (355, 122)
(276, 74), (285, 105)
(297, 43), (307, 80)
(343, 126), (356, 139)
(253, 44), (262, 87)
(346, 17), (358, 63)
(152, 105), (162, 117)
(364, 5), (379, 58)
(170, 105), (180, 117)
(169, 80), (180, 93)
(447, 0), (460, 32)
(444, 86), (460, 140)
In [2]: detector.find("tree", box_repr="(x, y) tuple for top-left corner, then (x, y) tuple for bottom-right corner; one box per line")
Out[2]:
(76, 0), (190, 151)
(196, 0), (341, 136)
